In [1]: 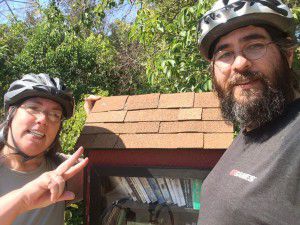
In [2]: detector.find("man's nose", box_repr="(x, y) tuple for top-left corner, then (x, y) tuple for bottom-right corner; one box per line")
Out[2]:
(231, 54), (252, 73)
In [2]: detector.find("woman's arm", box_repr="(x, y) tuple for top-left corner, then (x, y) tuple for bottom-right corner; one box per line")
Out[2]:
(0, 147), (88, 225)
(0, 188), (27, 225)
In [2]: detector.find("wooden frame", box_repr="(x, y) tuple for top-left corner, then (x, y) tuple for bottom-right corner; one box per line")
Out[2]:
(84, 148), (225, 225)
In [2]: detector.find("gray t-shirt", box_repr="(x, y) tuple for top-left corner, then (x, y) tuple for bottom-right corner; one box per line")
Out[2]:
(0, 158), (65, 225)
(198, 98), (300, 225)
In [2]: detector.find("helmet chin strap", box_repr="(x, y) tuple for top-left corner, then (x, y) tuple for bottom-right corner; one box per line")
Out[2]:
(4, 124), (55, 163)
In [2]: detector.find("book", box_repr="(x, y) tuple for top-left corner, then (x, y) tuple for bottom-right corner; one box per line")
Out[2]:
(182, 178), (193, 208)
(119, 177), (138, 201)
(110, 177), (137, 201)
(156, 177), (173, 204)
(131, 177), (151, 203)
(139, 177), (158, 203)
(125, 177), (143, 202)
(173, 178), (186, 207)
(192, 179), (202, 210)
(147, 177), (165, 204)
(165, 178), (178, 205)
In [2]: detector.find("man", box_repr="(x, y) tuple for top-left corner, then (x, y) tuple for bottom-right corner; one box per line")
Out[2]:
(197, 0), (300, 224)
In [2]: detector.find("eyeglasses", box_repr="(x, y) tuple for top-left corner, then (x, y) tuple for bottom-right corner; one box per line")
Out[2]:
(213, 41), (274, 68)
(20, 104), (63, 123)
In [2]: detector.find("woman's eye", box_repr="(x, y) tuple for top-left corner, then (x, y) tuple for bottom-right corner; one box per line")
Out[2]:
(27, 106), (40, 112)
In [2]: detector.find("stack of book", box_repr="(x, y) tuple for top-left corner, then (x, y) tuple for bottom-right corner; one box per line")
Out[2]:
(110, 176), (202, 210)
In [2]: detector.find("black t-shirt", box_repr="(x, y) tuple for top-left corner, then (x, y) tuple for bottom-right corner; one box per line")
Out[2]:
(198, 99), (300, 225)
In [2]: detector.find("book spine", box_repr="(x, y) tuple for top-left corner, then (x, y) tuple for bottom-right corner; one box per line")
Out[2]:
(182, 179), (193, 208)
(192, 179), (202, 210)
(147, 177), (165, 204)
(125, 177), (143, 202)
(165, 178), (178, 205)
(170, 178), (181, 206)
(132, 177), (151, 203)
(139, 177), (158, 203)
(156, 177), (173, 204)
(119, 177), (138, 201)
(173, 178), (186, 207)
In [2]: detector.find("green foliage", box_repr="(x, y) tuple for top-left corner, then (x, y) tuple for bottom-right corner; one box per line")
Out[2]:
(60, 90), (109, 154)
(130, 0), (213, 93)
(64, 202), (84, 225)
(1, 1), (300, 224)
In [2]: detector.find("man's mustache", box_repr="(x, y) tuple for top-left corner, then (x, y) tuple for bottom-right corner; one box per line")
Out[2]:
(227, 71), (264, 90)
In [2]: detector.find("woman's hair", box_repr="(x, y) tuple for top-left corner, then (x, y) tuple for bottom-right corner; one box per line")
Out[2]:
(0, 105), (63, 166)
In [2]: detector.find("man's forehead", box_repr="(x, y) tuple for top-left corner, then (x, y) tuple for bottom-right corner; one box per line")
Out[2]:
(215, 25), (271, 49)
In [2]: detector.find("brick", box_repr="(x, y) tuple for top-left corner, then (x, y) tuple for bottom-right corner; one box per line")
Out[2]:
(115, 133), (203, 149)
(159, 92), (194, 108)
(91, 134), (120, 148)
(92, 95), (128, 112)
(194, 92), (220, 107)
(86, 111), (127, 123)
(178, 108), (202, 121)
(159, 121), (233, 133)
(204, 133), (233, 149)
(202, 108), (224, 120)
(82, 122), (160, 134)
(177, 133), (204, 148)
(125, 93), (160, 110)
(125, 109), (178, 122)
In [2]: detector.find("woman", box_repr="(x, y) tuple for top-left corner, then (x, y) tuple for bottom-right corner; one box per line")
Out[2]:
(0, 73), (88, 225)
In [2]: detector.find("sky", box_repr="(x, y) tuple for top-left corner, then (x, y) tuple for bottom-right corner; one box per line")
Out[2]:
(0, 0), (138, 24)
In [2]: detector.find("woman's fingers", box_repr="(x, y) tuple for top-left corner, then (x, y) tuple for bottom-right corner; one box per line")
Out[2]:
(48, 174), (65, 202)
(55, 147), (84, 176)
(84, 95), (101, 114)
(63, 157), (88, 180)
(56, 191), (75, 202)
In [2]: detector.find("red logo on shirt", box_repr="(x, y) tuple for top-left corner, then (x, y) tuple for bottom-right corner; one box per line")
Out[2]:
(229, 169), (257, 182)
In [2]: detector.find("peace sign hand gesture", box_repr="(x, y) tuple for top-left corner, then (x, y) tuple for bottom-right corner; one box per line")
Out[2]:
(20, 147), (88, 211)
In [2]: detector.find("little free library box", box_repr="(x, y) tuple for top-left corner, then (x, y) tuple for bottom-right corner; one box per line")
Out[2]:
(77, 92), (234, 225)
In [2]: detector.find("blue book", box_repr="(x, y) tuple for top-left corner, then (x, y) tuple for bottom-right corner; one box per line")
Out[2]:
(147, 177), (165, 204)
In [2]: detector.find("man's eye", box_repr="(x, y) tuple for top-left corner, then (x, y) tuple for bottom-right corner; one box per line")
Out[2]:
(247, 43), (265, 51)
(216, 51), (234, 60)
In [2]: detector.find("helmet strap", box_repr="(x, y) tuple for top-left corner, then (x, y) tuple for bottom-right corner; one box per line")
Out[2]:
(4, 113), (59, 163)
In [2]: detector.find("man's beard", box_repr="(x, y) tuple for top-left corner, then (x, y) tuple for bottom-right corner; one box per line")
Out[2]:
(213, 59), (295, 129)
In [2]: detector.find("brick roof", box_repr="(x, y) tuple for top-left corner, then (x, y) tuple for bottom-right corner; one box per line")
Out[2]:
(77, 92), (234, 149)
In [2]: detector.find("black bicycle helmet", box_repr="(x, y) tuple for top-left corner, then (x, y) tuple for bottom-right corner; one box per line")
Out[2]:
(197, 0), (298, 59)
(4, 73), (74, 119)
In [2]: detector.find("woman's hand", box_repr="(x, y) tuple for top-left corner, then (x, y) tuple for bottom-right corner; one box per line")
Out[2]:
(84, 95), (101, 114)
(20, 147), (88, 211)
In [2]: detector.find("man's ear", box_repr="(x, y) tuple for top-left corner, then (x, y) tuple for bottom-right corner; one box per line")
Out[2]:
(285, 49), (294, 68)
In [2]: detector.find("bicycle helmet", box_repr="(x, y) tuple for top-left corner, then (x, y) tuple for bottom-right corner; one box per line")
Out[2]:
(197, 0), (298, 60)
(4, 73), (74, 119)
